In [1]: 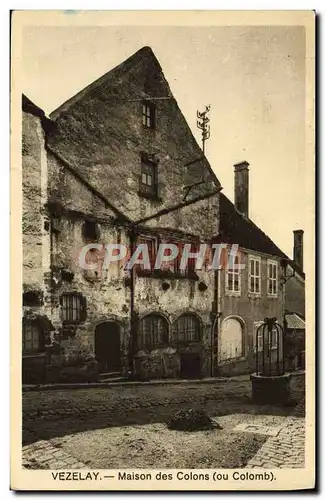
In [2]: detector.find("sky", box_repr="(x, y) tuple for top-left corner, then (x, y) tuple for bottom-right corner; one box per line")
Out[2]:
(22, 24), (307, 258)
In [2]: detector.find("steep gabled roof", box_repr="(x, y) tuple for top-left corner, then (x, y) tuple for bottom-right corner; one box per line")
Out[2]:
(50, 46), (170, 120)
(46, 46), (221, 223)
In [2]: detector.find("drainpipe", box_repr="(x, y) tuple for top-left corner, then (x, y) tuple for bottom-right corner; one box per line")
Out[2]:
(128, 228), (137, 376)
(210, 267), (218, 377)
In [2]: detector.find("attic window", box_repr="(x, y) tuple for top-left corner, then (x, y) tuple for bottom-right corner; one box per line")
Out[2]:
(82, 220), (100, 241)
(142, 101), (155, 129)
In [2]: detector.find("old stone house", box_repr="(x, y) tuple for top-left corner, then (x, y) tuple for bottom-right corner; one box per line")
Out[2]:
(212, 161), (305, 376)
(22, 47), (221, 382)
(22, 46), (305, 383)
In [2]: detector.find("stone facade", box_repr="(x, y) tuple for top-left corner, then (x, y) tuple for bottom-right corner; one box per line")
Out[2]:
(22, 48), (221, 382)
(22, 97), (54, 382)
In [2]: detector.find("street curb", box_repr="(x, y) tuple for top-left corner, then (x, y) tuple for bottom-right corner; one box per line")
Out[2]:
(22, 371), (305, 392)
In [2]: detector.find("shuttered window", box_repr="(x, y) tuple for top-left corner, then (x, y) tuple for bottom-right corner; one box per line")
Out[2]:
(249, 256), (261, 294)
(267, 260), (278, 296)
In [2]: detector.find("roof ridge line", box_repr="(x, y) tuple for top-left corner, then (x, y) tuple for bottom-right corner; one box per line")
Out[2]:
(46, 144), (131, 223)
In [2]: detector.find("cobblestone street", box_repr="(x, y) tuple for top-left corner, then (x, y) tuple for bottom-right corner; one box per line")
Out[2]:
(22, 374), (305, 469)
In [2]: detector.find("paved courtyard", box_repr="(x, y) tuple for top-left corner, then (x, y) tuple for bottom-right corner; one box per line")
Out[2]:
(22, 374), (305, 469)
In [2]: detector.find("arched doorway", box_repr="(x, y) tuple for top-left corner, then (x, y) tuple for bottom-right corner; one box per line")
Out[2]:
(95, 322), (121, 373)
(219, 317), (244, 363)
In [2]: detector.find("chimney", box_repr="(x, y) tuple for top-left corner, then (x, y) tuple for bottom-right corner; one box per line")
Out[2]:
(293, 229), (304, 271)
(234, 161), (249, 218)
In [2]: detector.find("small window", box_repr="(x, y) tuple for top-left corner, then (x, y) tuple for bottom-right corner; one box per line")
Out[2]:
(61, 293), (86, 324)
(83, 220), (100, 241)
(23, 291), (42, 307)
(138, 314), (169, 350)
(249, 256), (261, 294)
(226, 253), (241, 295)
(267, 260), (278, 296)
(172, 314), (201, 343)
(139, 159), (158, 198)
(23, 321), (43, 354)
(142, 101), (156, 129)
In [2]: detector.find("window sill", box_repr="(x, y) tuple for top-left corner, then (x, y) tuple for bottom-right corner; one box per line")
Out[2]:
(225, 291), (241, 297)
(138, 190), (162, 202)
(136, 269), (199, 281)
(248, 292), (262, 299)
(267, 294), (278, 299)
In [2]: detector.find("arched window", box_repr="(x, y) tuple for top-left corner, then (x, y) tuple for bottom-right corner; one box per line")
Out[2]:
(22, 321), (43, 354)
(138, 314), (169, 350)
(172, 314), (201, 343)
(219, 317), (244, 362)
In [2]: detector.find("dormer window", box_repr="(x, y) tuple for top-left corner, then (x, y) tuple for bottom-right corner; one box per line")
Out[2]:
(142, 101), (155, 129)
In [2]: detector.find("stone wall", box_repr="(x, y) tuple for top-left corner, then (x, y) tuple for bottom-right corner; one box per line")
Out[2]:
(45, 151), (217, 379)
(22, 111), (50, 295)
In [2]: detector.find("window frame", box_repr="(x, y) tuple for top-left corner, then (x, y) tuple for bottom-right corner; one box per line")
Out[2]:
(267, 259), (278, 297)
(142, 101), (156, 129)
(60, 292), (86, 325)
(22, 320), (43, 354)
(82, 220), (100, 241)
(225, 253), (241, 296)
(138, 314), (169, 350)
(139, 158), (158, 199)
(172, 314), (201, 344)
(248, 255), (262, 296)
